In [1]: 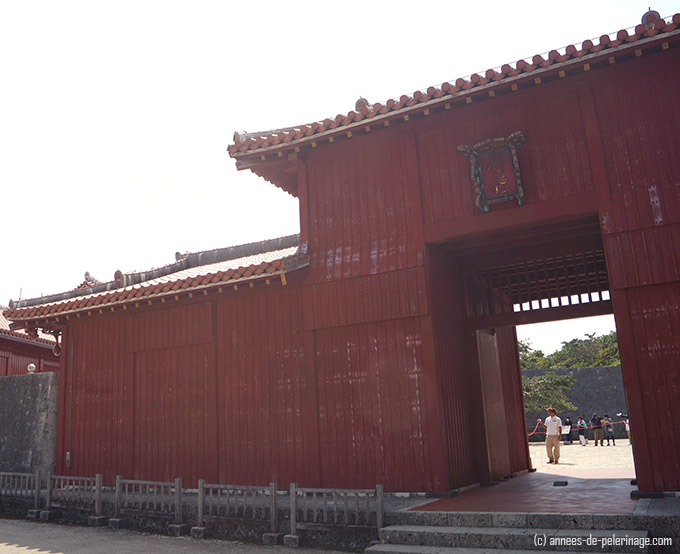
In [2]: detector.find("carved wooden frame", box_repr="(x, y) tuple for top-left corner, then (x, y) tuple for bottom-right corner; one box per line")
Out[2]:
(457, 131), (526, 213)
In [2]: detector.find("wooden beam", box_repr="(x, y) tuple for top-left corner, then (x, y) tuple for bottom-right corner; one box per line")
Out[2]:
(467, 300), (612, 329)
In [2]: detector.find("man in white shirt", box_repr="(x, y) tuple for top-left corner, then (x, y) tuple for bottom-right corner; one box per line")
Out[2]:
(541, 407), (562, 464)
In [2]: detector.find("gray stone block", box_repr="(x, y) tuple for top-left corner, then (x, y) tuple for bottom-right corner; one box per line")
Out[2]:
(262, 533), (283, 545)
(492, 512), (527, 528)
(190, 526), (207, 540)
(88, 515), (108, 527)
(526, 513), (560, 528)
(168, 524), (188, 536)
(283, 534), (300, 547)
(559, 513), (593, 529)
(108, 517), (128, 530)
(39, 510), (59, 521)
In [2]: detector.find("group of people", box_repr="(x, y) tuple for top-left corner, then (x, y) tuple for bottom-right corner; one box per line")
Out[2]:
(540, 408), (630, 464)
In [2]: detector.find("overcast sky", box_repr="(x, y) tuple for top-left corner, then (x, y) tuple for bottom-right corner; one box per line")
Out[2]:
(1, 1), (675, 352)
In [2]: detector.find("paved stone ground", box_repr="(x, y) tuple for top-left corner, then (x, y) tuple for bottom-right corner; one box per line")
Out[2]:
(529, 437), (636, 478)
(0, 517), (347, 554)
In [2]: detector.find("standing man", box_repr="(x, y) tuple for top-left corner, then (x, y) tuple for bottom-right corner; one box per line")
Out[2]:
(590, 413), (604, 446)
(540, 407), (562, 464)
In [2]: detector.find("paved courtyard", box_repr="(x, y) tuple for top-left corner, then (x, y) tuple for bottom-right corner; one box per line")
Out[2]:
(529, 437), (635, 478)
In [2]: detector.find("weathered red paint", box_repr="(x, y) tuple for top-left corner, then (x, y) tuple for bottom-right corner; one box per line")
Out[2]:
(35, 37), (680, 494)
(0, 333), (59, 376)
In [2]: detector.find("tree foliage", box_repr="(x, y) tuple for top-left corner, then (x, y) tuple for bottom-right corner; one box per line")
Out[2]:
(522, 371), (577, 413)
(518, 331), (620, 370)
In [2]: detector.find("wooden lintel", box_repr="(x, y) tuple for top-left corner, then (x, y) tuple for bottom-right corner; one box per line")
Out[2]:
(467, 300), (613, 330)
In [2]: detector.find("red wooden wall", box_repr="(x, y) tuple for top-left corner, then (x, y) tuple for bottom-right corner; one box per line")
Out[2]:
(0, 333), (59, 376)
(55, 45), (679, 494)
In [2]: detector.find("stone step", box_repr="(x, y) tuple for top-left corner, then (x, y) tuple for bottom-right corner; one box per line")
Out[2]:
(387, 510), (640, 530)
(366, 545), (641, 554)
(378, 525), (648, 553)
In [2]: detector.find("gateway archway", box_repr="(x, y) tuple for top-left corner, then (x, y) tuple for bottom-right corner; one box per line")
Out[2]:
(430, 213), (631, 487)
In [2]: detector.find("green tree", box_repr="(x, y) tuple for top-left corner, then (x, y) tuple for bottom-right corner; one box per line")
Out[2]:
(518, 339), (549, 369)
(519, 331), (620, 370)
(522, 371), (577, 413)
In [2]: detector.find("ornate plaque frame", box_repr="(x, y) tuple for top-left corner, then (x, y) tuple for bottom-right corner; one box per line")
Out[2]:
(457, 131), (526, 213)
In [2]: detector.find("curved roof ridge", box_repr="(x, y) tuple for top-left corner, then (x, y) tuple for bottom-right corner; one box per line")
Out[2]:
(9, 234), (300, 310)
(228, 12), (680, 157)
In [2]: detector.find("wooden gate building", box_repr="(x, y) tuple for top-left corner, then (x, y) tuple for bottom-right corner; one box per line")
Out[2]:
(6, 13), (680, 494)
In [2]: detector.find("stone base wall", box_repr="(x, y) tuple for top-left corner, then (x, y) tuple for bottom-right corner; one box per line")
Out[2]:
(0, 372), (58, 474)
(524, 366), (629, 441)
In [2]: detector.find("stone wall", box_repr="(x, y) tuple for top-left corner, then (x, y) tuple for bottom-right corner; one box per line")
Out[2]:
(0, 372), (58, 474)
(524, 366), (629, 441)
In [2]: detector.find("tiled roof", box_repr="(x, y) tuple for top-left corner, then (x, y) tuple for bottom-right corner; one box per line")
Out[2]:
(228, 13), (680, 176)
(5, 235), (307, 324)
(0, 310), (55, 345)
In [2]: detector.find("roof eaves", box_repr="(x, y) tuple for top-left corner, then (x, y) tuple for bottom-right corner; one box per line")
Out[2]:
(229, 18), (680, 161)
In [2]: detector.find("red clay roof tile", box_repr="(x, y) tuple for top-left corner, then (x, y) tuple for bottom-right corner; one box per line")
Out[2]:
(228, 13), (680, 162)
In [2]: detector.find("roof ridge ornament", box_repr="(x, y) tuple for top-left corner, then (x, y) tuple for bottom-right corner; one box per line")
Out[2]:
(457, 131), (526, 213)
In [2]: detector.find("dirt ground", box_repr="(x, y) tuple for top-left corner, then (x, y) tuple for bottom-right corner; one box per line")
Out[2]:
(0, 518), (346, 554)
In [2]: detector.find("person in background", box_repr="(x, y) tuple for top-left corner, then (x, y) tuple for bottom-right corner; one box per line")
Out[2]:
(562, 416), (573, 444)
(576, 416), (588, 446)
(540, 407), (562, 464)
(590, 413), (604, 446)
(603, 414), (616, 445)
(617, 412), (631, 445)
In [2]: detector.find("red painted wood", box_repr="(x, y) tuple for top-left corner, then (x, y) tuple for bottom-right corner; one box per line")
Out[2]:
(0, 335), (59, 376)
(47, 43), (680, 494)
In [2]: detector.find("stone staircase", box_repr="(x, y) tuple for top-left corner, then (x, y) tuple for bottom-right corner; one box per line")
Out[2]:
(365, 510), (650, 553)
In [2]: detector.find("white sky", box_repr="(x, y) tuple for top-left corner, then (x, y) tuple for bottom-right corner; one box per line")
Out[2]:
(1, 1), (673, 352)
